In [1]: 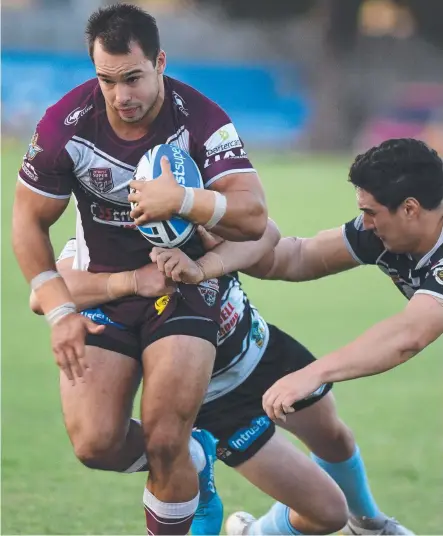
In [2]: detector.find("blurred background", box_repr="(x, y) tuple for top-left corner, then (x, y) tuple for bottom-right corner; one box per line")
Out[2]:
(2, 2), (443, 535)
(3, 0), (443, 152)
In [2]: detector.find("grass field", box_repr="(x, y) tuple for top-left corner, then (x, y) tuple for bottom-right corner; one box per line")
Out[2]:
(2, 144), (442, 535)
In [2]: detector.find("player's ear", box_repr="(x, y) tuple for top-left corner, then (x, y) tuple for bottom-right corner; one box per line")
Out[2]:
(403, 197), (420, 219)
(156, 50), (166, 75)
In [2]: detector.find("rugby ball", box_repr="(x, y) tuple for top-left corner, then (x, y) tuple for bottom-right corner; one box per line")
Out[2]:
(132, 144), (203, 248)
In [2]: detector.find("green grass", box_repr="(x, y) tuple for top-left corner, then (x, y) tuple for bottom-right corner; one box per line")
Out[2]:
(2, 146), (442, 535)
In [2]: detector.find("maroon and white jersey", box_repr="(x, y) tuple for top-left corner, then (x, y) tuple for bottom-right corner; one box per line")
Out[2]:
(18, 76), (255, 273)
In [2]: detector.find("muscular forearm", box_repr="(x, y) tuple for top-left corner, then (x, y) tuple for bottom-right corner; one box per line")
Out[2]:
(13, 218), (74, 313)
(311, 316), (421, 384)
(31, 269), (136, 314)
(196, 219), (280, 279)
(187, 188), (267, 241)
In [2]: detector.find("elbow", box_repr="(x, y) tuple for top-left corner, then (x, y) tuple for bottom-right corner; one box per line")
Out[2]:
(244, 201), (268, 241)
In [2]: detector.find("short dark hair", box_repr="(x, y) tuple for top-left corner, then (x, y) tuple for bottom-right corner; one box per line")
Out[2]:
(86, 3), (160, 64)
(349, 138), (443, 211)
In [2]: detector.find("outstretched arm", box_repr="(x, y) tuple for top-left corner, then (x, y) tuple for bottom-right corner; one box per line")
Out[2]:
(245, 227), (359, 281)
(263, 293), (443, 421)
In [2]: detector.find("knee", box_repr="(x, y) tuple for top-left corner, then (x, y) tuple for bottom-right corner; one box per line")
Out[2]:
(316, 491), (349, 534)
(143, 419), (189, 471)
(328, 419), (356, 459)
(70, 426), (126, 469)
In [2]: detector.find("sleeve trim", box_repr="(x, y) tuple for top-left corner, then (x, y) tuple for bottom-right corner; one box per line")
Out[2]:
(205, 168), (256, 188)
(414, 289), (443, 302)
(18, 175), (71, 200)
(341, 224), (365, 265)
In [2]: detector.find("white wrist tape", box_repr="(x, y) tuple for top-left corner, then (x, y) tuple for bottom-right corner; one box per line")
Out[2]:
(205, 191), (227, 229)
(45, 302), (76, 326)
(31, 270), (61, 291)
(178, 187), (195, 217)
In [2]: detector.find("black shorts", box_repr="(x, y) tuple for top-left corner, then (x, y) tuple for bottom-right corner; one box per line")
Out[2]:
(194, 324), (333, 467)
(83, 296), (219, 360)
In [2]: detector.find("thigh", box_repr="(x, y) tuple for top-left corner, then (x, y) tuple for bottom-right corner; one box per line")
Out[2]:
(235, 431), (345, 518)
(195, 324), (332, 466)
(141, 335), (216, 430)
(279, 392), (355, 462)
(61, 345), (141, 440)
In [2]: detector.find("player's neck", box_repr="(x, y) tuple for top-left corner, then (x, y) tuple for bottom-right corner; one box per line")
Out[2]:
(412, 213), (443, 259)
(106, 87), (165, 141)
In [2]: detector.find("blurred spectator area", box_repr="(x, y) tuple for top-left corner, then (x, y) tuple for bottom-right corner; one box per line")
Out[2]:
(2, 0), (443, 151)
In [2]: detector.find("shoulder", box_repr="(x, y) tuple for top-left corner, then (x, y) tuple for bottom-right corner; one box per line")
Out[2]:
(35, 78), (99, 158)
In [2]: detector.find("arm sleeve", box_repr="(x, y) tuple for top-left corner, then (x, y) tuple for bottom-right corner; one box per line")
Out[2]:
(18, 114), (75, 199)
(192, 103), (255, 188)
(342, 215), (385, 265)
(415, 259), (443, 301)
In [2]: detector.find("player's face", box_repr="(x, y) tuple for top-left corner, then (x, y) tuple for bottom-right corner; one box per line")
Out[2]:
(94, 40), (166, 124)
(357, 188), (421, 253)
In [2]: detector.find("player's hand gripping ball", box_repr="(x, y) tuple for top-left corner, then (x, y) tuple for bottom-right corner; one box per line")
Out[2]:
(129, 144), (203, 248)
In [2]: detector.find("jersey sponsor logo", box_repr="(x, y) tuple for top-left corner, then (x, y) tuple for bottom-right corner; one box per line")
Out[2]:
(228, 416), (271, 452)
(90, 201), (135, 228)
(216, 445), (233, 462)
(219, 301), (240, 338)
(204, 123), (242, 157)
(431, 260), (443, 286)
(88, 167), (114, 194)
(26, 132), (43, 160)
(81, 308), (126, 329)
(172, 91), (189, 116)
(21, 160), (39, 182)
(155, 295), (170, 315)
(64, 104), (93, 126)
(170, 145), (186, 185)
(198, 279), (219, 307)
(204, 147), (248, 168)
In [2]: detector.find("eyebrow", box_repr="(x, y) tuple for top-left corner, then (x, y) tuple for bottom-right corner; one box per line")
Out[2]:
(97, 69), (143, 80)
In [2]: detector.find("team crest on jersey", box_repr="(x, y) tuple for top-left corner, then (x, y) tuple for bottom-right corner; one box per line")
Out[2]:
(431, 260), (443, 286)
(155, 295), (170, 315)
(88, 168), (114, 193)
(251, 320), (265, 348)
(26, 133), (43, 160)
(198, 279), (219, 307)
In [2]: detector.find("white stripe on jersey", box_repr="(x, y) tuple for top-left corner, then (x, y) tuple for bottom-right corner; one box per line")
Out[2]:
(204, 307), (268, 404)
(72, 196), (90, 271)
(166, 126), (190, 152)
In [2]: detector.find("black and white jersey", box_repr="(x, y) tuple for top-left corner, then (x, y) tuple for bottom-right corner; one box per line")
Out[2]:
(343, 215), (443, 302)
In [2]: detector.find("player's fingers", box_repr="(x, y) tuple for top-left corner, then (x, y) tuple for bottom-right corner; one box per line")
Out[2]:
(150, 247), (168, 262)
(273, 398), (287, 422)
(262, 390), (278, 421)
(159, 156), (171, 176)
(72, 340), (90, 378)
(134, 214), (150, 226)
(155, 251), (173, 273)
(65, 344), (84, 380)
(129, 180), (147, 191)
(127, 190), (141, 204)
(163, 257), (181, 279)
(282, 403), (295, 415)
(56, 350), (75, 385)
(130, 205), (143, 220)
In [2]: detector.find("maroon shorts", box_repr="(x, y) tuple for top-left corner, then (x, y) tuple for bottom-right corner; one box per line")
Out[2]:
(82, 280), (221, 360)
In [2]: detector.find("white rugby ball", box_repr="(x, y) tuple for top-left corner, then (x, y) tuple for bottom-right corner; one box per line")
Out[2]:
(132, 144), (203, 248)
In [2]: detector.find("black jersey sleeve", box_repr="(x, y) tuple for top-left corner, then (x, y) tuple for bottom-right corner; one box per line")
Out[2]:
(342, 215), (385, 265)
(415, 258), (443, 301)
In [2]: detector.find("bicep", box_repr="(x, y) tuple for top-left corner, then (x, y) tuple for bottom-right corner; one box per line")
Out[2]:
(406, 293), (443, 348)
(265, 227), (359, 282)
(210, 171), (266, 202)
(13, 182), (70, 228)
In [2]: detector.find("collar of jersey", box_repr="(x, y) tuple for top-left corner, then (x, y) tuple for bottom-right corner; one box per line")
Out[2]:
(415, 225), (443, 270)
